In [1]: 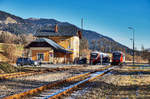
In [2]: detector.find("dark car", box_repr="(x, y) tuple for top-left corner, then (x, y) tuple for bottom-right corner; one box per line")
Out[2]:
(78, 57), (87, 64)
(16, 58), (39, 66)
(73, 57), (87, 64)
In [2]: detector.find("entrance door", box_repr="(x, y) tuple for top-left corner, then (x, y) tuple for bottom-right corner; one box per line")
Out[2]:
(37, 53), (44, 61)
(49, 52), (53, 63)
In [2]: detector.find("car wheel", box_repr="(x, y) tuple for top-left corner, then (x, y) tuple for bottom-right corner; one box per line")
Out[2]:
(33, 64), (36, 66)
(31, 64), (34, 66)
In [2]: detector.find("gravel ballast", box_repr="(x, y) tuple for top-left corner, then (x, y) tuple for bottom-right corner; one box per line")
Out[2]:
(0, 65), (110, 98)
(0, 71), (76, 98)
(67, 66), (150, 99)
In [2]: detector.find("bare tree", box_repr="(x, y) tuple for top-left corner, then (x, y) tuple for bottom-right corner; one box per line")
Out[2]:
(97, 39), (101, 51)
(141, 45), (150, 64)
(17, 34), (34, 45)
(0, 31), (17, 43)
(91, 40), (96, 51)
(2, 44), (17, 62)
(142, 50), (150, 64)
(80, 37), (89, 57)
(0, 31), (34, 45)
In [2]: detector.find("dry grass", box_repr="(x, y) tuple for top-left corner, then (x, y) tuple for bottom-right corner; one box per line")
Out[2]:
(126, 53), (148, 63)
(0, 43), (23, 54)
(75, 66), (150, 99)
(0, 43), (23, 63)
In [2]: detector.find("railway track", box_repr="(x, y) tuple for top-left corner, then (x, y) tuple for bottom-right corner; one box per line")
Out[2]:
(0, 65), (109, 80)
(0, 71), (47, 80)
(3, 65), (113, 99)
(0, 66), (78, 80)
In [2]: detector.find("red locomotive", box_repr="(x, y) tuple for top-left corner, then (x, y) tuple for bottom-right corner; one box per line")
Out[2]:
(90, 51), (110, 65)
(111, 51), (125, 65)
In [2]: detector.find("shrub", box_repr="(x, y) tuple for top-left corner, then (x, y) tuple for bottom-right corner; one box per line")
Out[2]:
(141, 50), (150, 64)
(0, 31), (34, 45)
(0, 31), (17, 43)
(2, 44), (17, 62)
(0, 62), (18, 73)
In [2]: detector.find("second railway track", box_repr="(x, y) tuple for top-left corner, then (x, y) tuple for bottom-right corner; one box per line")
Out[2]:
(0, 66), (84, 80)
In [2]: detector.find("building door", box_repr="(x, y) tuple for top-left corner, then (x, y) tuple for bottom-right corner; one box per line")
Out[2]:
(49, 52), (53, 63)
(37, 53), (44, 61)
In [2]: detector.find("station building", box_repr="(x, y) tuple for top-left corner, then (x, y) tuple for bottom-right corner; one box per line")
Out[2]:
(25, 25), (82, 64)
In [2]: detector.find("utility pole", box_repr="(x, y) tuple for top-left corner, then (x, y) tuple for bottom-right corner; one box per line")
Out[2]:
(81, 18), (83, 34)
(79, 18), (83, 59)
(128, 27), (135, 66)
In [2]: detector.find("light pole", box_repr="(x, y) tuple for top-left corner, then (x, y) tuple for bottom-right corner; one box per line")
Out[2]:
(128, 27), (135, 66)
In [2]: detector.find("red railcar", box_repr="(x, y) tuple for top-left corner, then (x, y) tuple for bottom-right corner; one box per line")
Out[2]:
(111, 51), (125, 65)
(90, 51), (110, 65)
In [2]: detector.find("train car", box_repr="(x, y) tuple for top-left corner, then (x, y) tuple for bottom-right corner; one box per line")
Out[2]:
(90, 51), (110, 65)
(111, 51), (125, 65)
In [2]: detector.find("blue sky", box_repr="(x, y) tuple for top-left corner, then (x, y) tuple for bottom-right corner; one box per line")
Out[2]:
(0, 0), (150, 50)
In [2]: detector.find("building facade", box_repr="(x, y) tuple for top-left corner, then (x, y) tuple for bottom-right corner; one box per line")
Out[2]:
(25, 25), (81, 64)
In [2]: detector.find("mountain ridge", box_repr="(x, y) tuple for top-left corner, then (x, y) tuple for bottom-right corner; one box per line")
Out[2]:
(0, 10), (131, 53)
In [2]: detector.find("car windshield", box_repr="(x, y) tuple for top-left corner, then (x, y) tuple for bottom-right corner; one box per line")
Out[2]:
(91, 53), (98, 59)
(17, 58), (23, 61)
(113, 53), (121, 59)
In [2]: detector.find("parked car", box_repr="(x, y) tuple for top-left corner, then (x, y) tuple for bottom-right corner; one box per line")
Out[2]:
(78, 57), (87, 64)
(16, 58), (39, 66)
(73, 57), (87, 64)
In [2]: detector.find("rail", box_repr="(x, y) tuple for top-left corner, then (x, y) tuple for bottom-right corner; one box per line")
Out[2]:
(3, 65), (112, 99)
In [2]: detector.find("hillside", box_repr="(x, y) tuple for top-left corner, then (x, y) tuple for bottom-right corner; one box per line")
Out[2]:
(147, 48), (150, 52)
(0, 10), (131, 53)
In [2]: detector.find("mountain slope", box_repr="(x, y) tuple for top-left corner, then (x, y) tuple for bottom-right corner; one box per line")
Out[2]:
(147, 48), (150, 52)
(0, 10), (131, 53)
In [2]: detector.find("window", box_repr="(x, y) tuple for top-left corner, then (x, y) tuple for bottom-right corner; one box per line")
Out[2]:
(68, 40), (71, 49)
(37, 53), (44, 61)
(90, 53), (98, 59)
(113, 53), (121, 60)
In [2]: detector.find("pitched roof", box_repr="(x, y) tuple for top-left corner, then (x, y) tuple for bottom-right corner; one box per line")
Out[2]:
(34, 30), (76, 37)
(34, 25), (79, 37)
(25, 38), (72, 54)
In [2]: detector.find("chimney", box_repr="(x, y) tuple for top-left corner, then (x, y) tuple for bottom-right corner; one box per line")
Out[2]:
(77, 30), (82, 39)
(54, 24), (58, 33)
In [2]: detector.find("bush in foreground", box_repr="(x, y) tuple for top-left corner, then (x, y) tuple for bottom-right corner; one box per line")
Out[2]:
(0, 62), (18, 73)
(2, 44), (17, 63)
